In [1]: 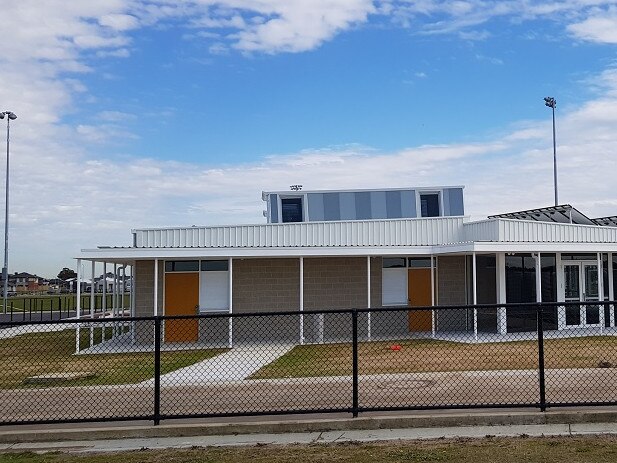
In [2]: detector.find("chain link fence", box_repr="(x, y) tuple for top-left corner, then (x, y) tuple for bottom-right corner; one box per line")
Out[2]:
(0, 302), (616, 425)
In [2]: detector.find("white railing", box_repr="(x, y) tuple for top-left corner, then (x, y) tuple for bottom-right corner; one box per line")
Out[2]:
(464, 218), (617, 243)
(463, 219), (500, 242)
(133, 217), (466, 248)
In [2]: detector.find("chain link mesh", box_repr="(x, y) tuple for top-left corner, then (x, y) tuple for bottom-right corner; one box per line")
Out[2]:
(0, 302), (615, 425)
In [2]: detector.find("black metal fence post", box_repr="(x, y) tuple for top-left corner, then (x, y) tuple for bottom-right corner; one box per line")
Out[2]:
(352, 309), (359, 418)
(537, 304), (546, 412)
(154, 316), (161, 425)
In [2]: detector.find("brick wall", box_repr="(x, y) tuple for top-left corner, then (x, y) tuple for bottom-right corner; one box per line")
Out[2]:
(436, 255), (468, 331)
(133, 260), (164, 344)
(134, 260), (163, 316)
(437, 255), (467, 305)
(232, 258), (300, 313)
(370, 256), (383, 308)
(304, 257), (370, 310)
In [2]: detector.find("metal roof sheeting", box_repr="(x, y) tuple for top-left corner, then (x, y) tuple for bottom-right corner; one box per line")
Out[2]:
(488, 204), (595, 225)
(593, 216), (617, 227)
(133, 217), (465, 249)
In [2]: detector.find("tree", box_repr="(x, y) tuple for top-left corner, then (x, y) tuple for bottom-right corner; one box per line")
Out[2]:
(57, 267), (77, 281)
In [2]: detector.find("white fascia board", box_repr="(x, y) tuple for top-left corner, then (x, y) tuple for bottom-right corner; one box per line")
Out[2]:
(262, 185), (465, 197)
(433, 242), (617, 253)
(77, 241), (617, 262)
(78, 246), (443, 261)
(468, 242), (617, 253)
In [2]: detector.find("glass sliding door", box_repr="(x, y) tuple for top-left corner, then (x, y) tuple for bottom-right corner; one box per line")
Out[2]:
(563, 262), (601, 327)
(564, 263), (581, 326)
(583, 264), (600, 326)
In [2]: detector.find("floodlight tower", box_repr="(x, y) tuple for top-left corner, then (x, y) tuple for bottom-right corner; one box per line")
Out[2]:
(0, 111), (17, 313)
(544, 97), (558, 206)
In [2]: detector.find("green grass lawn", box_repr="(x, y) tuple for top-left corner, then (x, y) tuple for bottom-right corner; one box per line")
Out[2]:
(0, 329), (226, 389)
(2, 294), (130, 312)
(251, 336), (617, 379)
(1, 436), (617, 462)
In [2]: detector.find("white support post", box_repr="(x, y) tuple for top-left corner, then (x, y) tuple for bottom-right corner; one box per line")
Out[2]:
(497, 253), (507, 335)
(121, 265), (126, 335)
(130, 263), (136, 345)
(113, 263), (118, 337)
(154, 259), (159, 316)
(75, 259), (82, 354)
(430, 254), (435, 338)
(609, 253), (615, 327)
(472, 252), (478, 341)
(556, 252), (566, 330)
(102, 261), (107, 341)
(598, 252), (605, 333)
(122, 265), (126, 314)
(130, 264), (134, 316)
(535, 253), (542, 303)
(367, 256), (371, 341)
(90, 261), (95, 347)
(228, 258), (233, 348)
(535, 253), (543, 334)
(299, 257), (304, 345)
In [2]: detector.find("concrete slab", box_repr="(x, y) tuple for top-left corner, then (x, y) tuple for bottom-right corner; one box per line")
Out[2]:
(3, 421), (617, 454)
(0, 323), (74, 339)
(3, 408), (617, 445)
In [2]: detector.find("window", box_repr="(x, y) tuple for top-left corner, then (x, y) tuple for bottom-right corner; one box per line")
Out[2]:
(420, 193), (440, 217)
(383, 257), (406, 268)
(281, 197), (303, 223)
(165, 260), (199, 272)
(408, 258), (432, 268)
(201, 260), (229, 271)
(199, 265), (230, 311)
(504, 253), (557, 332)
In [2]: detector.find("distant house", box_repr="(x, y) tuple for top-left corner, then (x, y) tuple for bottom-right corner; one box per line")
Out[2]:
(47, 278), (69, 293)
(4, 272), (50, 294)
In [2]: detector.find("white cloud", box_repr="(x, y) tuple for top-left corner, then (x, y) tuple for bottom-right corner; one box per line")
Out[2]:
(96, 48), (132, 58)
(568, 15), (617, 43)
(99, 13), (140, 31)
(4, 0), (617, 279)
(76, 124), (139, 143)
(97, 111), (136, 122)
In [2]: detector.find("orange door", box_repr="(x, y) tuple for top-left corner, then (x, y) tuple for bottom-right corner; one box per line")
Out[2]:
(408, 268), (432, 332)
(164, 273), (199, 342)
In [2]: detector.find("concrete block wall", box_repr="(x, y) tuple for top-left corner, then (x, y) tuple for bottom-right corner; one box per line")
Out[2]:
(304, 257), (368, 310)
(232, 258), (300, 313)
(133, 260), (164, 344)
(436, 255), (468, 331)
(370, 257), (383, 308)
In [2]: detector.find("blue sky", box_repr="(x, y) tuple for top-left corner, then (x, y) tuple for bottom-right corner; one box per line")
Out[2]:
(77, 11), (606, 160)
(2, 1), (617, 277)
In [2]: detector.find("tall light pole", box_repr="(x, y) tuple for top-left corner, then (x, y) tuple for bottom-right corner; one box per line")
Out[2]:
(0, 111), (16, 314)
(544, 97), (558, 206)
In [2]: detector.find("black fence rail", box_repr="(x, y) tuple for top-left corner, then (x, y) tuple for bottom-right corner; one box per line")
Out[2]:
(0, 294), (131, 323)
(0, 301), (616, 426)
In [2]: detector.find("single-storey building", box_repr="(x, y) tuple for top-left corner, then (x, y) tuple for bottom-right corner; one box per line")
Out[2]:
(76, 186), (617, 349)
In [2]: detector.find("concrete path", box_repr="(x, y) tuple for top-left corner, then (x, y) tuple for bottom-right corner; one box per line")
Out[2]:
(147, 344), (295, 386)
(2, 421), (617, 454)
(0, 323), (75, 339)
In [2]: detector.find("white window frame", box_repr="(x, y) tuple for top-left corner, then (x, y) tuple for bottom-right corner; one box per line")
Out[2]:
(277, 193), (309, 223)
(416, 189), (444, 218)
(163, 260), (231, 313)
(382, 267), (408, 306)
